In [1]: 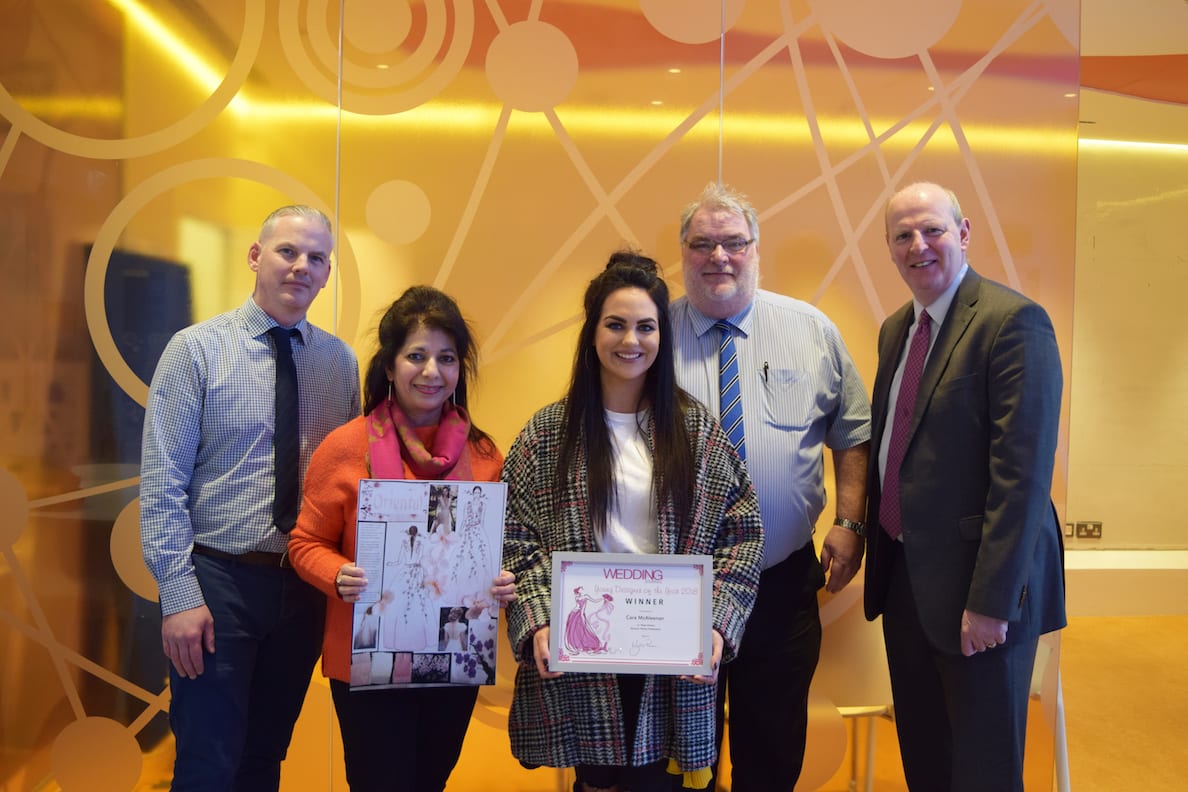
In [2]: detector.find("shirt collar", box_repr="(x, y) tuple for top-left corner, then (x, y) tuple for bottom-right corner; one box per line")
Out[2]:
(240, 296), (308, 342)
(687, 298), (756, 339)
(914, 263), (968, 326)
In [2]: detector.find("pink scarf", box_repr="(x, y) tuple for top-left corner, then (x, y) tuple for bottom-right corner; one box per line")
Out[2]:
(366, 398), (474, 480)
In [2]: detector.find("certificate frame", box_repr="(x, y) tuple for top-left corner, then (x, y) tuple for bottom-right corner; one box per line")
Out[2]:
(549, 551), (713, 675)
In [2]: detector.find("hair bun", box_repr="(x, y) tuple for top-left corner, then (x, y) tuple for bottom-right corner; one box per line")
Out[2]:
(605, 250), (658, 274)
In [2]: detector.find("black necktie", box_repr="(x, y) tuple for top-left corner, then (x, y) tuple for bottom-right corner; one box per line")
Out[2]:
(267, 326), (300, 533)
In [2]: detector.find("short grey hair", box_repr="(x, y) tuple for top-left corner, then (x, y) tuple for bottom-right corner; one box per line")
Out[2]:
(678, 182), (759, 245)
(259, 205), (333, 244)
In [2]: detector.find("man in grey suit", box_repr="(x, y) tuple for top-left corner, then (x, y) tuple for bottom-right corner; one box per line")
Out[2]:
(864, 182), (1066, 792)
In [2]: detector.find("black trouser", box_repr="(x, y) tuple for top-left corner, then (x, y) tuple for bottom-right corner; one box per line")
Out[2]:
(882, 541), (1037, 792)
(330, 679), (479, 792)
(711, 542), (824, 791)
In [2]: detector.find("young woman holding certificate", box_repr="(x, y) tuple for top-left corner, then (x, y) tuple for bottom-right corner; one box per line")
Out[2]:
(288, 286), (515, 792)
(501, 252), (764, 792)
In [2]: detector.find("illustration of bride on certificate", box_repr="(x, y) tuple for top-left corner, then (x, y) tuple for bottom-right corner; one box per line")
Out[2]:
(349, 479), (507, 689)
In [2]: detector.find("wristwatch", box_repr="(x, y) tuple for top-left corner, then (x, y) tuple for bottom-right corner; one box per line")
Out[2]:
(833, 516), (867, 537)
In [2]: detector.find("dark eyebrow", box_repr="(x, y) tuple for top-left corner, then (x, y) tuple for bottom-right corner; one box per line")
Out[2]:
(407, 345), (458, 354)
(604, 314), (657, 324)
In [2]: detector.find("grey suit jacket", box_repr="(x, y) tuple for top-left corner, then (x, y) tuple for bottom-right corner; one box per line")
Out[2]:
(863, 268), (1067, 654)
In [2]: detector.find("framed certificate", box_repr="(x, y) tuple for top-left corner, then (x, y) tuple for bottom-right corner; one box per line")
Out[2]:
(549, 551), (713, 675)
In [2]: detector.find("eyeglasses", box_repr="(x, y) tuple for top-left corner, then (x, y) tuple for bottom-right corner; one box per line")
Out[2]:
(684, 237), (755, 255)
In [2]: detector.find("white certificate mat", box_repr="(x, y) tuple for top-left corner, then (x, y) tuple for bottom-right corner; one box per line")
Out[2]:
(350, 479), (507, 689)
(549, 551), (713, 675)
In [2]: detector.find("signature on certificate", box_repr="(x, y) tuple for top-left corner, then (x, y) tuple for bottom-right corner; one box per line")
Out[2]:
(629, 637), (656, 656)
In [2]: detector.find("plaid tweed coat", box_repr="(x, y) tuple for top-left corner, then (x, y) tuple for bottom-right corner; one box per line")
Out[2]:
(502, 399), (764, 771)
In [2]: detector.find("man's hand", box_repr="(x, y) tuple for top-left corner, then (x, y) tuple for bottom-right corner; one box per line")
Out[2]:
(162, 605), (215, 679)
(960, 608), (1009, 657)
(820, 524), (864, 593)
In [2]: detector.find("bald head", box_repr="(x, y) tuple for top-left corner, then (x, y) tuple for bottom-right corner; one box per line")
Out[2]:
(885, 182), (963, 233)
(884, 182), (971, 306)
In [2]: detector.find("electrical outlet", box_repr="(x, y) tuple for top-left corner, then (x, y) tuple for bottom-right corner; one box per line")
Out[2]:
(1075, 521), (1103, 539)
(1064, 522), (1074, 538)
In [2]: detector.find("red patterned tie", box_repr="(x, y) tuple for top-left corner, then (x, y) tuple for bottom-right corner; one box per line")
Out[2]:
(880, 310), (932, 540)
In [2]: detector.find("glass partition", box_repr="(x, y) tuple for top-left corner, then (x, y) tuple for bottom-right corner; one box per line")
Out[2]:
(1, 1), (1079, 788)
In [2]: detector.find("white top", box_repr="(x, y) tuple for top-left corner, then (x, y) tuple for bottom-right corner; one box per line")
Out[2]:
(599, 409), (658, 554)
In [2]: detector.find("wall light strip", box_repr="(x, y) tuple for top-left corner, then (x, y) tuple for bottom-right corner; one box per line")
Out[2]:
(1079, 138), (1188, 155)
(13, 96), (123, 120)
(11, 90), (1101, 156)
(106, 0), (247, 113)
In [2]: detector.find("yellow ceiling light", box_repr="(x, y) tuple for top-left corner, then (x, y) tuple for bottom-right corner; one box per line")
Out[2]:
(1080, 138), (1188, 155)
(107, 0), (247, 113)
(12, 95), (123, 121)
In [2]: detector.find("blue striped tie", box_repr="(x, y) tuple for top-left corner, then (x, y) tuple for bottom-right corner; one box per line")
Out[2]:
(715, 321), (746, 461)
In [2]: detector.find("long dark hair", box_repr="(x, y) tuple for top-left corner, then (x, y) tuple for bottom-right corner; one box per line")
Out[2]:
(556, 250), (694, 535)
(362, 286), (495, 450)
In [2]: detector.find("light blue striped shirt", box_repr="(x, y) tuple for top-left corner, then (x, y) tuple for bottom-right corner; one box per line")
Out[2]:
(672, 290), (871, 568)
(140, 297), (360, 615)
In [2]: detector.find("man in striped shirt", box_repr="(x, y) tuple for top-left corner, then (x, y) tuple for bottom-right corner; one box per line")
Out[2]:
(671, 182), (872, 791)
(140, 205), (360, 790)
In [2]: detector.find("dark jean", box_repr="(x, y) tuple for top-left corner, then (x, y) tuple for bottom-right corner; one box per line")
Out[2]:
(168, 553), (325, 792)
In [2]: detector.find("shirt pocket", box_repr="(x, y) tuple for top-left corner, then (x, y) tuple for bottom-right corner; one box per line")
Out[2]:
(760, 368), (814, 431)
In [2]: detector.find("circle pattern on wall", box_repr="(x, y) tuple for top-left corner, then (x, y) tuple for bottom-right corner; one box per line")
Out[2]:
(278, 0), (475, 114)
(367, 180), (432, 245)
(0, 1), (263, 159)
(51, 717), (142, 792)
(83, 158), (362, 407)
(641, 0), (746, 44)
(806, 0), (963, 59)
(485, 21), (579, 111)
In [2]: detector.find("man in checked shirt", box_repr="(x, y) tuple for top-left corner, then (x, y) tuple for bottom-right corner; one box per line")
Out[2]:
(140, 205), (359, 791)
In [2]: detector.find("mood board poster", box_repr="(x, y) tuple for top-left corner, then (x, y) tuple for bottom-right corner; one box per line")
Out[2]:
(349, 479), (507, 689)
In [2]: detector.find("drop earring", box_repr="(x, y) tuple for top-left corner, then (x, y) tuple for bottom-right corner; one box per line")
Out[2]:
(387, 381), (393, 403)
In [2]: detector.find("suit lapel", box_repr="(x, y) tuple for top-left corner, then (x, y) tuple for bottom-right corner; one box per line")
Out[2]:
(908, 270), (982, 438)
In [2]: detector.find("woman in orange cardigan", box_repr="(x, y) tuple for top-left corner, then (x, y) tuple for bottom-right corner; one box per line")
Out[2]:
(288, 286), (515, 792)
